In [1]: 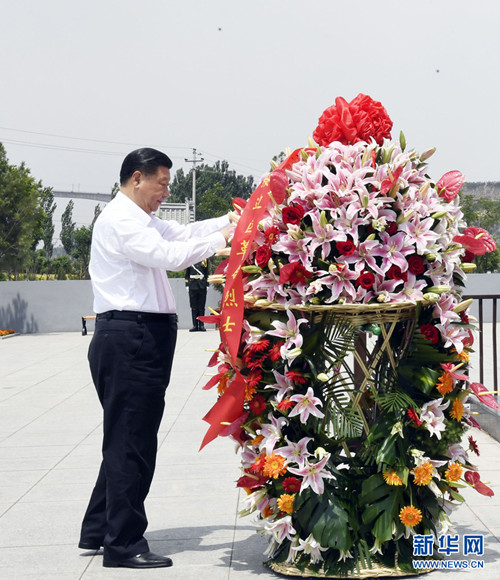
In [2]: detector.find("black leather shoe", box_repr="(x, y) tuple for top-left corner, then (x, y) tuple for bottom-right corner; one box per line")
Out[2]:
(78, 540), (101, 550)
(189, 326), (198, 332)
(103, 552), (173, 568)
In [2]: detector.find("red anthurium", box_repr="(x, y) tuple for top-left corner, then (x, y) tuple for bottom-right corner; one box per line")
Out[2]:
(203, 363), (230, 390)
(236, 471), (269, 489)
(435, 170), (465, 202)
(380, 166), (403, 196)
(270, 170), (289, 204)
(440, 363), (468, 381)
(453, 227), (497, 256)
(469, 382), (499, 409)
(464, 471), (494, 497)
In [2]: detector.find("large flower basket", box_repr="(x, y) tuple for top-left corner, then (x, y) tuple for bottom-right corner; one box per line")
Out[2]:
(200, 95), (497, 578)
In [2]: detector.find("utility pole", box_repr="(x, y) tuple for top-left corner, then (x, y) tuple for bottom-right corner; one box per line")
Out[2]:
(184, 148), (204, 222)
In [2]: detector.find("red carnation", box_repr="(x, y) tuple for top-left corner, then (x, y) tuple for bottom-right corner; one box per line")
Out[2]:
(279, 262), (313, 286)
(407, 255), (426, 275)
(356, 271), (375, 289)
(420, 324), (439, 344)
(282, 204), (305, 225)
(313, 93), (393, 147)
(255, 245), (272, 268)
(336, 240), (356, 256)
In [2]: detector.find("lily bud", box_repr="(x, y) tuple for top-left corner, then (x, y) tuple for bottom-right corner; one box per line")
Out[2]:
(426, 285), (451, 294)
(419, 182), (430, 196)
(317, 373), (329, 383)
(311, 296), (322, 305)
(287, 347), (302, 359)
(399, 130), (406, 151)
(301, 149), (309, 162)
(431, 210), (449, 219)
(254, 299), (272, 308)
(420, 147), (436, 161)
(396, 210), (415, 224)
(270, 159), (278, 170)
(319, 210), (328, 228)
(423, 292), (440, 302)
(242, 265), (262, 274)
(366, 233), (377, 241)
(315, 146), (322, 159)
(453, 298), (473, 313)
(307, 136), (316, 148)
(425, 253), (437, 262)
(461, 263), (477, 273)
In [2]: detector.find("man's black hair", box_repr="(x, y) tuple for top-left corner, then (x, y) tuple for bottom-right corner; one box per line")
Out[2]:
(120, 148), (173, 185)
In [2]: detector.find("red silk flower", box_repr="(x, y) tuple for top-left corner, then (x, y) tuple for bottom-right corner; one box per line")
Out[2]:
(435, 170), (465, 202)
(453, 227), (497, 256)
(313, 94), (393, 147)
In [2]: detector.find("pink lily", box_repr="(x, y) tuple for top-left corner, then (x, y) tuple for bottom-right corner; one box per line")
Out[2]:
(287, 454), (333, 495)
(278, 436), (313, 464)
(371, 231), (414, 273)
(289, 387), (325, 423)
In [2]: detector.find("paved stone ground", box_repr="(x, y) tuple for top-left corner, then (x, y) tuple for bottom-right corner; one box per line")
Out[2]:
(1, 330), (499, 579)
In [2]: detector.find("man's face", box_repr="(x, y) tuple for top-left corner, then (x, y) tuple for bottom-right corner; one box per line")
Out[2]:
(135, 166), (171, 214)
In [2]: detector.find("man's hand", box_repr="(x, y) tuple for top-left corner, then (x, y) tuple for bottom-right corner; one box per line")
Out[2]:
(221, 224), (235, 244)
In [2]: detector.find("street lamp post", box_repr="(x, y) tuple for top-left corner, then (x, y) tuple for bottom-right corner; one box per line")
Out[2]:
(184, 148), (204, 222)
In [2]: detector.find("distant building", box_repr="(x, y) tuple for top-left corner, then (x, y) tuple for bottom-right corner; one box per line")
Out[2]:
(462, 182), (500, 200)
(154, 200), (193, 224)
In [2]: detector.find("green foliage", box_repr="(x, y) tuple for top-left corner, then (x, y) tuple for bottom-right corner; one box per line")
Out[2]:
(169, 160), (255, 220)
(460, 193), (500, 272)
(0, 143), (44, 276)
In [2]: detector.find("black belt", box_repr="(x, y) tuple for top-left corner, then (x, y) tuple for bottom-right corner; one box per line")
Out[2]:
(96, 310), (177, 323)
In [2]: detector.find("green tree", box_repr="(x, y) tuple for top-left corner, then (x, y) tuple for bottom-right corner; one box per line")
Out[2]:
(60, 200), (75, 255)
(71, 204), (101, 279)
(169, 160), (255, 219)
(0, 144), (42, 277)
(38, 187), (56, 259)
(460, 194), (500, 273)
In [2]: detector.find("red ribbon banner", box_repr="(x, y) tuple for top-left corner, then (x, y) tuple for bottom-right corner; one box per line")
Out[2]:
(200, 149), (306, 449)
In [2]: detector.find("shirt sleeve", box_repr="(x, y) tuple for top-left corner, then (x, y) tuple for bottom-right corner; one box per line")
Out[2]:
(110, 215), (227, 272)
(153, 214), (230, 241)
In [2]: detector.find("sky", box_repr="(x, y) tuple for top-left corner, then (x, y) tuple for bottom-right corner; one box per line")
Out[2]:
(1, 0), (500, 236)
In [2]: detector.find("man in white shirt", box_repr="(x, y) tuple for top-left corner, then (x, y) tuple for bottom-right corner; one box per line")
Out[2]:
(78, 148), (235, 569)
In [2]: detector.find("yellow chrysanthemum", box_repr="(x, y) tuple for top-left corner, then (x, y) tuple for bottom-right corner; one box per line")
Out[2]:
(450, 399), (465, 422)
(383, 470), (403, 486)
(263, 453), (287, 479)
(445, 462), (463, 482)
(412, 462), (434, 486)
(277, 493), (295, 514)
(436, 372), (454, 395)
(399, 505), (422, 527)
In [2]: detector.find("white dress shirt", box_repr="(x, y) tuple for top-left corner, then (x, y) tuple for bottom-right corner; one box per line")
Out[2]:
(90, 192), (228, 314)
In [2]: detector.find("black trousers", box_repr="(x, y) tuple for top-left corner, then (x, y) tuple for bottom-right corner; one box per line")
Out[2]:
(189, 288), (207, 327)
(80, 312), (177, 561)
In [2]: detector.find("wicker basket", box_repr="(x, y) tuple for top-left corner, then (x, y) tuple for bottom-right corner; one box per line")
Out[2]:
(244, 297), (422, 326)
(265, 560), (428, 578)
